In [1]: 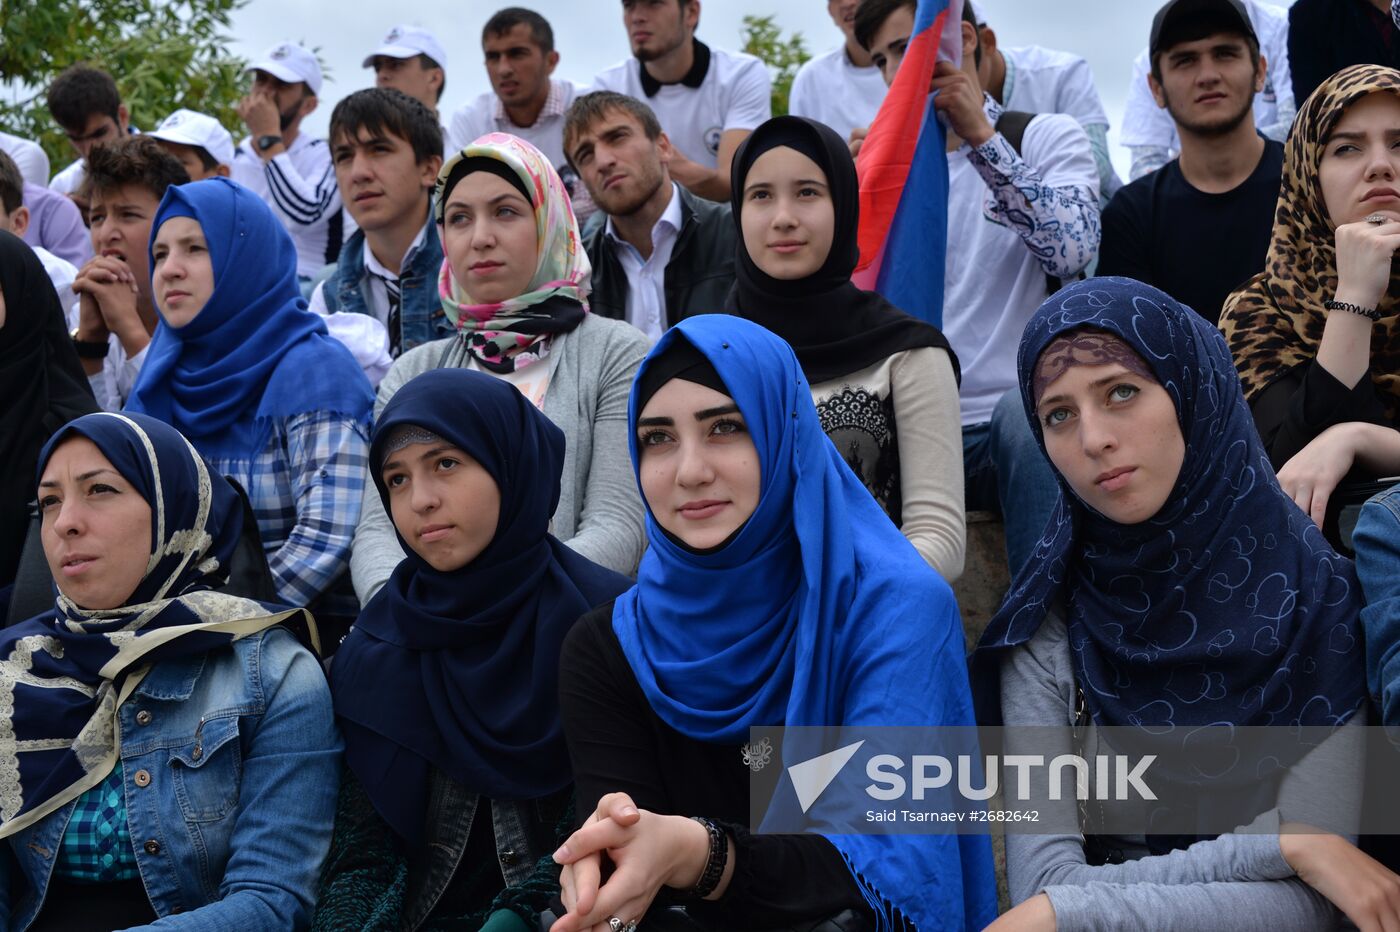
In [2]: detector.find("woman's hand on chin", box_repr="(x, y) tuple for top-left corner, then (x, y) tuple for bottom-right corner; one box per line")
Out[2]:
(552, 792), (712, 932)
(1333, 215), (1400, 313)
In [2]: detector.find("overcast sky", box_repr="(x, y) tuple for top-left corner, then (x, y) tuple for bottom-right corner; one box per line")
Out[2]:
(224, 0), (1296, 180)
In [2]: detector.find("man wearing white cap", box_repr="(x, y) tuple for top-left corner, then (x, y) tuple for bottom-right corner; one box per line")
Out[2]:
(364, 25), (448, 119)
(232, 41), (344, 279)
(148, 108), (235, 181)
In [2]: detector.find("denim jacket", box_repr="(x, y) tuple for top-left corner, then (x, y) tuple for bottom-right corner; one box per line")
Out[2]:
(314, 767), (569, 932)
(0, 627), (342, 931)
(403, 776), (567, 930)
(322, 207), (454, 354)
(1356, 483), (1400, 727)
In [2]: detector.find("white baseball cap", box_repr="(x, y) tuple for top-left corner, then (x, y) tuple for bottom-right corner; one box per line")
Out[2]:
(362, 25), (448, 72)
(148, 109), (236, 168)
(246, 42), (323, 95)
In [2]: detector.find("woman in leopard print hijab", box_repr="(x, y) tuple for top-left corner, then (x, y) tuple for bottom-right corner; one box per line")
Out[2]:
(1220, 64), (1400, 531)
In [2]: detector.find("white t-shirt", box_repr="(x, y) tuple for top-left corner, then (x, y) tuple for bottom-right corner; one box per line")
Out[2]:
(35, 245), (77, 320)
(49, 158), (86, 196)
(1120, 0), (1294, 161)
(788, 44), (887, 143)
(1002, 45), (1109, 129)
(0, 132), (49, 187)
(943, 114), (1099, 427)
(603, 182), (684, 345)
(591, 43), (771, 169)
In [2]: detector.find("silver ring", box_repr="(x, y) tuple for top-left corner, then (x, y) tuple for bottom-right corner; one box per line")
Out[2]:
(1366, 213), (1389, 225)
(624, 923), (640, 932)
(609, 920), (624, 932)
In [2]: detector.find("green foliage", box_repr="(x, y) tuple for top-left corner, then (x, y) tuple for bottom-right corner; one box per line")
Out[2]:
(741, 14), (811, 117)
(0, 0), (250, 167)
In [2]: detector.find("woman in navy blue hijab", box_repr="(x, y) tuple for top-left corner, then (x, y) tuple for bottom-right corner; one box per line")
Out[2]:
(976, 278), (1396, 931)
(315, 368), (631, 932)
(552, 315), (996, 932)
(127, 178), (373, 631)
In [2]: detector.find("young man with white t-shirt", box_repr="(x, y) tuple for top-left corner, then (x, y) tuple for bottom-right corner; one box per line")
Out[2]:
(857, 0), (1101, 574)
(231, 42), (344, 280)
(68, 137), (190, 412)
(364, 25), (448, 121)
(970, 2), (1121, 203)
(45, 65), (137, 215)
(147, 109), (235, 181)
(789, 0), (888, 147)
(1120, 0), (1293, 181)
(591, 0), (771, 202)
(446, 8), (593, 218)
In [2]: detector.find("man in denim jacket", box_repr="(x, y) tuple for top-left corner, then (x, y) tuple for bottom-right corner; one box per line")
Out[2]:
(309, 88), (454, 359)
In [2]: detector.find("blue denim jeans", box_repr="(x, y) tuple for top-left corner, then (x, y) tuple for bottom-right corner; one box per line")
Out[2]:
(1354, 483), (1400, 726)
(962, 388), (1060, 575)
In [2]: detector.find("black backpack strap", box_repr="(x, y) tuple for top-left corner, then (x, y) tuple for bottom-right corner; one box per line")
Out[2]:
(993, 109), (1036, 157)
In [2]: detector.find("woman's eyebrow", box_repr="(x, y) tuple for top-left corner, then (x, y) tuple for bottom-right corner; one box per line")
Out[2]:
(39, 468), (120, 488)
(637, 416), (674, 427)
(694, 404), (740, 420)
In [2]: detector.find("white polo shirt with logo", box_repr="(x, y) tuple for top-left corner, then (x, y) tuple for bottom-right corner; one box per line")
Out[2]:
(591, 42), (771, 169)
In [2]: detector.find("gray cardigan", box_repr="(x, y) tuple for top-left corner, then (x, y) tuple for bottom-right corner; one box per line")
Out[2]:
(350, 313), (648, 603)
(1000, 614), (1359, 932)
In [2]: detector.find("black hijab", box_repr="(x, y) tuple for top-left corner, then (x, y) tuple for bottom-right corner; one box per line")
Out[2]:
(727, 116), (957, 385)
(330, 368), (632, 845)
(0, 231), (98, 586)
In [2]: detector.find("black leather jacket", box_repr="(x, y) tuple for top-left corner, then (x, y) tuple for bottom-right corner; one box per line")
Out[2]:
(585, 185), (737, 329)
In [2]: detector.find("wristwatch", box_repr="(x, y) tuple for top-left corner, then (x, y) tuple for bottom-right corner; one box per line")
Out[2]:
(256, 134), (284, 153)
(70, 327), (109, 359)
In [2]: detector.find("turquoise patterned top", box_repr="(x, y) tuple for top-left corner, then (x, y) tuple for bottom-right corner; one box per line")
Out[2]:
(56, 762), (140, 882)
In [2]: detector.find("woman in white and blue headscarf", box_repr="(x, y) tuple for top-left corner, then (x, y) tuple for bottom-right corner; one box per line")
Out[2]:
(0, 411), (340, 930)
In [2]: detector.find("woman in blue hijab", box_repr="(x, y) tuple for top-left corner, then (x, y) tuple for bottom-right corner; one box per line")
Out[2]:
(126, 177), (374, 635)
(314, 369), (632, 932)
(975, 278), (1396, 931)
(552, 315), (996, 932)
(0, 411), (340, 929)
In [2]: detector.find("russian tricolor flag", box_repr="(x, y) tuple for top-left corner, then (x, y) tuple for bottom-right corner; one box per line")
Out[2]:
(853, 0), (964, 328)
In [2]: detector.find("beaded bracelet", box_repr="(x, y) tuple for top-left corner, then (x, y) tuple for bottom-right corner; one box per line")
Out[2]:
(1324, 299), (1382, 321)
(689, 816), (727, 898)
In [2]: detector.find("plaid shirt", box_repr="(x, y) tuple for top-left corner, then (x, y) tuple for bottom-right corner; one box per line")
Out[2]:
(209, 411), (369, 610)
(56, 763), (139, 883)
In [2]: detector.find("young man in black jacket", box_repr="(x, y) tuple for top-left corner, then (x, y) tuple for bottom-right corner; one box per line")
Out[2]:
(564, 91), (735, 344)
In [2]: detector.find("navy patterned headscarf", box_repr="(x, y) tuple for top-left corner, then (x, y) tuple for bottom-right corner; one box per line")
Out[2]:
(975, 278), (1366, 733)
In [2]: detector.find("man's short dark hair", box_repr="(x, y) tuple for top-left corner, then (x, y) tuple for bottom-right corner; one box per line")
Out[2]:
(853, 0), (918, 54)
(562, 91), (663, 168)
(0, 151), (23, 215)
(85, 136), (190, 202)
(47, 65), (122, 131)
(1150, 17), (1261, 82)
(330, 88), (444, 164)
(483, 7), (555, 55)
